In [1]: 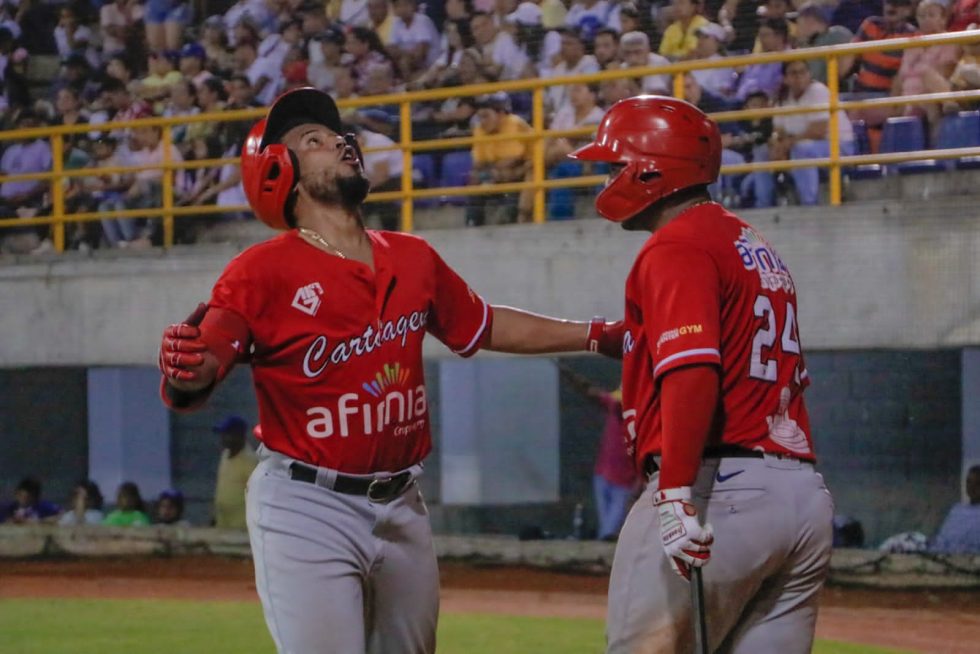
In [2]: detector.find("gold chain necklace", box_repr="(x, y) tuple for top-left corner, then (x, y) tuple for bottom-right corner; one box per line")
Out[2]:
(297, 227), (347, 259)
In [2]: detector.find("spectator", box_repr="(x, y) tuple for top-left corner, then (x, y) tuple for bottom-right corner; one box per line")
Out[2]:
(0, 111), (53, 255)
(949, 0), (980, 32)
(58, 480), (105, 526)
(620, 30), (671, 94)
(53, 6), (97, 69)
(154, 489), (190, 526)
(226, 73), (261, 110)
(54, 87), (90, 153)
(545, 82), (604, 165)
(223, 0), (272, 48)
(122, 119), (186, 246)
(467, 93), (533, 226)
(0, 476), (60, 523)
(389, 0), (442, 81)
(104, 54), (136, 88)
(301, 3), (330, 64)
(145, 0), (191, 52)
(599, 75), (641, 107)
(87, 133), (137, 248)
(734, 17), (790, 102)
(752, 0), (798, 54)
(842, 0), (917, 96)
(410, 18), (473, 90)
(945, 29), (980, 113)
(717, 89), (773, 207)
(691, 21), (737, 97)
(683, 71), (734, 114)
(471, 10), (530, 80)
(717, 0), (767, 52)
(165, 79), (200, 150)
(137, 50), (182, 113)
(51, 54), (100, 106)
(559, 366), (639, 541)
(608, 1), (642, 35)
(752, 59), (855, 207)
(795, 2), (853, 85)
(259, 15), (304, 74)
(894, 0), (960, 128)
(179, 43), (214, 91)
(202, 16), (235, 75)
(102, 481), (151, 526)
(546, 27), (599, 114)
(931, 465), (980, 553)
(307, 27), (347, 93)
(345, 26), (399, 94)
(332, 0), (371, 26)
(349, 124), (402, 230)
(660, 0), (709, 60)
(367, 0), (396, 45)
(234, 40), (279, 106)
(100, 0), (143, 58)
(213, 415), (258, 530)
(592, 27), (620, 68)
(832, 0), (884, 35)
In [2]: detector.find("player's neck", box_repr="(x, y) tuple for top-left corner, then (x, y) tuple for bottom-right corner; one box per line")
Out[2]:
(631, 189), (713, 233)
(296, 203), (367, 247)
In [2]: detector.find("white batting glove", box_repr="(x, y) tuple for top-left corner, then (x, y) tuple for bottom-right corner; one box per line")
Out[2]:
(654, 486), (714, 580)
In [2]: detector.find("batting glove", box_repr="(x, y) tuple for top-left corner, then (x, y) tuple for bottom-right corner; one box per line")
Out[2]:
(159, 303), (210, 383)
(587, 317), (625, 360)
(654, 486), (714, 580)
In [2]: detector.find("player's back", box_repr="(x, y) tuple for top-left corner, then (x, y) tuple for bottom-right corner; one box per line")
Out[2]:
(625, 203), (815, 462)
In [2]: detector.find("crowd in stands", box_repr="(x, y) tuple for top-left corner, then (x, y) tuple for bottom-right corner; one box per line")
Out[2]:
(0, 414), (256, 528)
(0, 0), (978, 251)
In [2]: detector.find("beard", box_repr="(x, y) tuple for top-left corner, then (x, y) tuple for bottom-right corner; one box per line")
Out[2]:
(302, 167), (371, 210)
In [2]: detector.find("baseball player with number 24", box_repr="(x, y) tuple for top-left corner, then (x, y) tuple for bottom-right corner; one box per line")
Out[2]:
(157, 87), (623, 654)
(571, 96), (835, 653)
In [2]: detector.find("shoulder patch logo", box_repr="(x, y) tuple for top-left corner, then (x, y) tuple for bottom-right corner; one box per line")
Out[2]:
(292, 282), (324, 316)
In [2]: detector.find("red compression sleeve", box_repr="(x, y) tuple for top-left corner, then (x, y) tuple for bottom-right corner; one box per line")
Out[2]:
(658, 364), (721, 490)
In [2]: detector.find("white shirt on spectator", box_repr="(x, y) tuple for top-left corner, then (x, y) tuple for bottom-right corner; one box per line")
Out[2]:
(547, 54), (599, 111)
(247, 56), (282, 105)
(100, 2), (143, 54)
(259, 33), (292, 73)
(550, 104), (604, 131)
(224, 0), (272, 46)
(484, 30), (529, 81)
(625, 53), (671, 95)
(340, 0), (370, 27)
(565, 1), (610, 28)
(390, 11), (442, 68)
(0, 15), (20, 40)
(360, 129), (402, 181)
(692, 54), (737, 98)
(774, 80), (854, 143)
(217, 146), (247, 209)
(129, 140), (185, 186)
(54, 24), (98, 68)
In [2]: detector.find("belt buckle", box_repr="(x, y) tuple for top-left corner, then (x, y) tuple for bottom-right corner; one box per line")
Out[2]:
(367, 473), (410, 504)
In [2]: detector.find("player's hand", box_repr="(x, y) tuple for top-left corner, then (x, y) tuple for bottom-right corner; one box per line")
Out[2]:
(159, 303), (212, 390)
(654, 486), (714, 580)
(587, 317), (625, 359)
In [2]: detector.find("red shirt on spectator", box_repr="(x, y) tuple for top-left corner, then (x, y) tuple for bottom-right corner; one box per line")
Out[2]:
(949, 0), (980, 32)
(852, 16), (918, 93)
(594, 390), (638, 488)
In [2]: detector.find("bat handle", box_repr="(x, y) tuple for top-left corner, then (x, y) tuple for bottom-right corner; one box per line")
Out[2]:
(691, 566), (709, 654)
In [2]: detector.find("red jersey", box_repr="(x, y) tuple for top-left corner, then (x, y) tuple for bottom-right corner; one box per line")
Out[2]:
(209, 230), (491, 474)
(620, 203), (814, 469)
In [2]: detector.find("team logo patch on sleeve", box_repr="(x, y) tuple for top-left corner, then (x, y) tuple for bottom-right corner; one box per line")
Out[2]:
(292, 282), (324, 316)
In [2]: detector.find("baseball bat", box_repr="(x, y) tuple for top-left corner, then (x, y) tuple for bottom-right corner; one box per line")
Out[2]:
(691, 567), (709, 654)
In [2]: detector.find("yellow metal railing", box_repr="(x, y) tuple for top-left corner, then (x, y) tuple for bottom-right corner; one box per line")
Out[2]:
(0, 29), (978, 250)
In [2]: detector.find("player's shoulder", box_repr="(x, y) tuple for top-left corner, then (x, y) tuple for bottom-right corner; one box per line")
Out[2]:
(646, 202), (744, 254)
(370, 229), (436, 255)
(220, 231), (296, 275)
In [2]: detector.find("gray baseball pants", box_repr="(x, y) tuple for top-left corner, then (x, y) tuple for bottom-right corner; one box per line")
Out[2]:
(246, 446), (437, 654)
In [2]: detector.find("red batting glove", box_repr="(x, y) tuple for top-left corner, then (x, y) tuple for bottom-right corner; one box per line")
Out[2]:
(587, 317), (625, 359)
(654, 487), (714, 580)
(159, 303), (210, 383)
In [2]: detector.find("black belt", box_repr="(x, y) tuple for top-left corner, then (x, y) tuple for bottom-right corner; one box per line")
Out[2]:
(643, 445), (765, 476)
(289, 462), (413, 503)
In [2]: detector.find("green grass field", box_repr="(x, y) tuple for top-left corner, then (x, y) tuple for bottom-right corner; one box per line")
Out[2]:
(0, 598), (912, 654)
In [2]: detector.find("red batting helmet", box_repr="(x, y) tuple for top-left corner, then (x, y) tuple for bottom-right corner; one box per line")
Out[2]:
(241, 87), (345, 230)
(569, 96), (721, 222)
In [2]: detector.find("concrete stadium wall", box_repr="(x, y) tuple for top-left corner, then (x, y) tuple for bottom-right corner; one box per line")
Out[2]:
(0, 197), (979, 367)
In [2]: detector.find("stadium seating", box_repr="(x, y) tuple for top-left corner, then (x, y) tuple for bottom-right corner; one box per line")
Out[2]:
(882, 116), (945, 175)
(438, 151), (473, 206)
(939, 111), (980, 170)
(411, 153), (438, 208)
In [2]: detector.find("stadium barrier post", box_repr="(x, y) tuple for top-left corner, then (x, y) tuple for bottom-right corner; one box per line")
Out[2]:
(50, 133), (65, 253)
(400, 101), (414, 232)
(827, 56), (842, 206)
(161, 126), (175, 248)
(532, 86), (545, 223)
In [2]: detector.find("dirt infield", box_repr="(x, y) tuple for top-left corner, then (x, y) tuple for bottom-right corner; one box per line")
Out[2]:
(1, 557), (979, 653)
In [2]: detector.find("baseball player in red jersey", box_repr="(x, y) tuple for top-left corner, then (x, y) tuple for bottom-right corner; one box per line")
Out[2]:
(156, 87), (622, 654)
(570, 96), (835, 653)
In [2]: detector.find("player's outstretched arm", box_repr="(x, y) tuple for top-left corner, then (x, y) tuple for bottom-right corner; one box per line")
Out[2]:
(482, 305), (623, 358)
(158, 303), (249, 412)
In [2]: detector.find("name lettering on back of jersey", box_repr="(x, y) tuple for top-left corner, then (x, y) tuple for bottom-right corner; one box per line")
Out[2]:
(656, 324), (703, 353)
(291, 282), (324, 316)
(302, 310), (430, 378)
(734, 227), (795, 294)
(305, 362), (427, 440)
